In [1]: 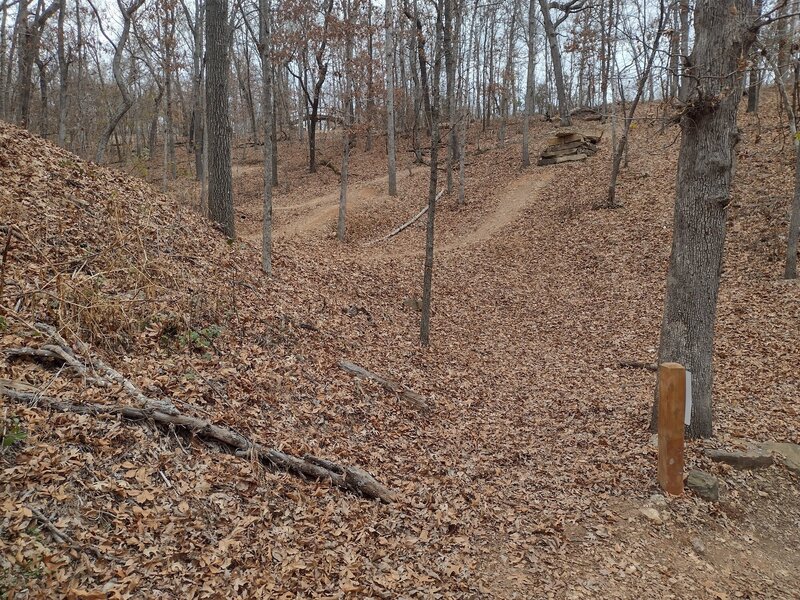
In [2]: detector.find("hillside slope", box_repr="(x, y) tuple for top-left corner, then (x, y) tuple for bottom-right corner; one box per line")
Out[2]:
(1, 100), (799, 600)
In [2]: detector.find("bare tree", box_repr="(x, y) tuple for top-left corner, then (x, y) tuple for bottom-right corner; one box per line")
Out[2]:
(206, 0), (235, 237)
(386, 0), (397, 195)
(522, 0), (536, 167)
(337, 0), (358, 241)
(90, 0), (146, 163)
(651, 0), (765, 438)
(606, 0), (666, 208)
(407, 0), (443, 347)
(56, 0), (70, 146)
(258, 0), (273, 272)
(767, 47), (800, 279)
(538, 0), (587, 127)
(16, 0), (58, 129)
(286, 0), (335, 173)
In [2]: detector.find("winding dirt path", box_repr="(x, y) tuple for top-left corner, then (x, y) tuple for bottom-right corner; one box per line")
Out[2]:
(365, 169), (555, 257)
(275, 167), (426, 239)
(243, 165), (553, 253)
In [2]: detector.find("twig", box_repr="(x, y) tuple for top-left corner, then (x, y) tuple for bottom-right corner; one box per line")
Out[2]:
(0, 226), (12, 307)
(366, 190), (444, 245)
(27, 505), (121, 563)
(34, 322), (179, 415)
(339, 360), (431, 412)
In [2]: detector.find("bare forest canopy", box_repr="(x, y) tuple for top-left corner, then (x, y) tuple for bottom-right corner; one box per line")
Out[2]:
(0, 0), (747, 164)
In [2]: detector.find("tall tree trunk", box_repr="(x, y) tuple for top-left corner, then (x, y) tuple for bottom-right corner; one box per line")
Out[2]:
(148, 85), (164, 155)
(522, 0), (536, 167)
(164, 5), (177, 179)
(538, 0), (570, 126)
(606, 0), (665, 208)
(771, 52), (800, 279)
(787, 153), (800, 278)
(271, 78), (278, 184)
(259, 0), (273, 273)
(0, 3), (8, 120)
(651, 0), (760, 438)
(745, 1), (763, 113)
(205, 0), (235, 238)
(407, 0), (442, 346)
(56, 0), (68, 146)
(365, 1), (374, 152)
(746, 58), (760, 113)
(17, 0), (58, 129)
(498, 0), (516, 147)
(190, 0), (205, 180)
(386, 0), (397, 195)
(678, 0), (689, 96)
(337, 0), (356, 242)
(35, 57), (48, 136)
(444, 0), (454, 192)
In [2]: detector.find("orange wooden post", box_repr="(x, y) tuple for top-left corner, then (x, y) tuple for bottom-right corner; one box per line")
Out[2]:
(658, 362), (685, 495)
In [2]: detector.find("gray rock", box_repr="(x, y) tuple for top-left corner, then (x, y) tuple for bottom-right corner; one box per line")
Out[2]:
(639, 507), (662, 524)
(705, 447), (773, 470)
(686, 469), (719, 501)
(761, 442), (800, 474)
(691, 537), (706, 555)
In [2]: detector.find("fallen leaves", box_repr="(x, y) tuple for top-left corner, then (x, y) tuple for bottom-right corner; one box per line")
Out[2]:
(1, 98), (799, 599)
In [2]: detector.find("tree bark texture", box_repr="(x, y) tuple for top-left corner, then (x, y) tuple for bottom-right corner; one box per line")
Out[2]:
(652, 0), (759, 438)
(206, 0), (235, 238)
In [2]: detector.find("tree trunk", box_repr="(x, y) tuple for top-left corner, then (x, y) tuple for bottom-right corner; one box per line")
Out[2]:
(259, 0), (273, 273)
(607, 0), (665, 208)
(56, 0), (68, 146)
(444, 0), (455, 192)
(746, 58), (760, 113)
(651, 0), (759, 438)
(408, 0), (442, 346)
(191, 0), (205, 180)
(678, 0), (689, 96)
(538, 0), (570, 126)
(271, 76), (278, 184)
(35, 57), (48, 136)
(386, 0), (397, 195)
(206, 0), (235, 238)
(365, 1), (374, 152)
(787, 152), (800, 278)
(337, 0), (356, 242)
(522, 0), (535, 167)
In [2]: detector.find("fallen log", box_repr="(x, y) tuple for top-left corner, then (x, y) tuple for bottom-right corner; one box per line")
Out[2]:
(0, 381), (396, 503)
(339, 360), (431, 412)
(366, 190), (444, 245)
(3, 324), (396, 502)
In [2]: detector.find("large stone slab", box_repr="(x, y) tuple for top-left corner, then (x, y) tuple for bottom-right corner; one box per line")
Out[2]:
(761, 442), (800, 474)
(706, 447), (774, 469)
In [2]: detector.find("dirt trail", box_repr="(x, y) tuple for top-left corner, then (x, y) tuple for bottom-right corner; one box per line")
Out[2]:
(240, 167), (426, 242)
(248, 166), (554, 252)
(364, 169), (555, 256)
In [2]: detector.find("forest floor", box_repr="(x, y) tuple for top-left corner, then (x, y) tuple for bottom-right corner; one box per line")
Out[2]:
(1, 94), (799, 599)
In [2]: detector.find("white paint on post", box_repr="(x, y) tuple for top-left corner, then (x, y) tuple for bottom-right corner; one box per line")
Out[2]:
(684, 370), (693, 426)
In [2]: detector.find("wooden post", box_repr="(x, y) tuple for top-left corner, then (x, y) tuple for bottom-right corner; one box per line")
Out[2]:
(658, 362), (685, 495)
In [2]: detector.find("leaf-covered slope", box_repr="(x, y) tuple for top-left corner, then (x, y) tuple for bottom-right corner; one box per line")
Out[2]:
(0, 120), (239, 350)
